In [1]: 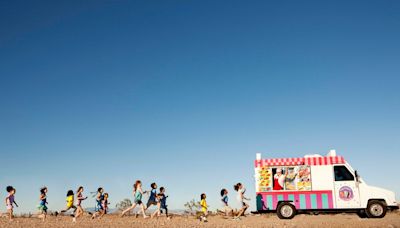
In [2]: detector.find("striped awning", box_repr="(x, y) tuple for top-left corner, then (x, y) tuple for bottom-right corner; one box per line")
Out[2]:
(254, 156), (345, 167)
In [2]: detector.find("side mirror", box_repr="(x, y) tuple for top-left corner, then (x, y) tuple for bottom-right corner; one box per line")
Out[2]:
(355, 170), (360, 183)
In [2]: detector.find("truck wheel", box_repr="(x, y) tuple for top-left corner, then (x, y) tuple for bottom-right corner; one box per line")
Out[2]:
(366, 200), (387, 218)
(277, 202), (296, 219)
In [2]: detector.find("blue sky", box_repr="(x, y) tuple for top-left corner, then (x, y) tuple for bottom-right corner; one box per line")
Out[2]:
(1, 0), (399, 213)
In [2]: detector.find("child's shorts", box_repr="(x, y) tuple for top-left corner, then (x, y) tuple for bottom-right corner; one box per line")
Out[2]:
(146, 200), (157, 208)
(38, 205), (48, 213)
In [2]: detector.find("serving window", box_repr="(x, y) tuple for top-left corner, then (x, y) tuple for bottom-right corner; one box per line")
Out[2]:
(256, 165), (312, 192)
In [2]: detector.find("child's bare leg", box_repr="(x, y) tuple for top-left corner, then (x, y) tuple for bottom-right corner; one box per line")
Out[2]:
(235, 208), (245, 218)
(151, 209), (159, 218)
(91, 211), (98, 219)
(157, 202), (161, 216)
(39, 212), (47, 221)
(98, 210), (105, 219)
(140, 204), (148, 218)
(121, 203), (136, 216)
(8, 209), (13, 221)
(75, 206), (83, 219)
(201, 211), (208, 221)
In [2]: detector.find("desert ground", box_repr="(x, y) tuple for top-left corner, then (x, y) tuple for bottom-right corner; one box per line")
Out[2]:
(1, 212), (400, 228)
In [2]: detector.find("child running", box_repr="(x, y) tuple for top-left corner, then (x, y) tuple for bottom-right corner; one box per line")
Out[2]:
(102, 193), (109, 216)
(92, 193), (109, 219)
(218, 188), (233, 217)
(121, 180), (148, 218)
(60, 190), (76, 215)
(234, 183), (250, 220)
(5, 186), (18, 221)
(38, 186), (48, 221)
(145, 182), (160, 218)
(74, 186), (88, 222)
(91, 187), (104, 219)
(200, 193), (208, 222)
(158, 187), (169, 218)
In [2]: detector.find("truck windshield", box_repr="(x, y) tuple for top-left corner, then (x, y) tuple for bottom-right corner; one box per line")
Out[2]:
(334, 166), (354, 181)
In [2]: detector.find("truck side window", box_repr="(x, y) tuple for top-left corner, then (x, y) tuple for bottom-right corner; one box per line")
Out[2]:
(334, 166), (354, 181)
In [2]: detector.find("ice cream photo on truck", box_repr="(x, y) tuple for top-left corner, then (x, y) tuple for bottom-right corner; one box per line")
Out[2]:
(254, 150), (399, 219)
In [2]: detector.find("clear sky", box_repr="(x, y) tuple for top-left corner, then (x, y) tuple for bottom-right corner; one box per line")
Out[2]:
(1, 0), (399, 213)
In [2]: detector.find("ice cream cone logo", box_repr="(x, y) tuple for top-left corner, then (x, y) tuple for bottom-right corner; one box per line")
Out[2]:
(339, 186), (354, 201)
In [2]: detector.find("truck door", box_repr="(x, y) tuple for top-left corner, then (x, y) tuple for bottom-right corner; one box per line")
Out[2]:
(333, 165), (361, 209)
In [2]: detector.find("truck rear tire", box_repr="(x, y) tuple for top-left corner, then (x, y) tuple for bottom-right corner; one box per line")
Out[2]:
(366, 200), (386, 218)
(276, 202), (296, 219)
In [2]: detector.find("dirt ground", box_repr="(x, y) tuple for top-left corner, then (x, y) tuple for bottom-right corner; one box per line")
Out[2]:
(1, 212), (400, 228)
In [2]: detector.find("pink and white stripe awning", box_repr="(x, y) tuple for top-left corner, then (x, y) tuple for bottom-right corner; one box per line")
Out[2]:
(254, 156), (345, 167)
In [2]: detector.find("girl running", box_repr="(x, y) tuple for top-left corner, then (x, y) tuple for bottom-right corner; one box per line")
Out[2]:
(121, 180), (148, 218)
(91, 187), (104, 219)
(234, 183), (249, 220)
(74, 186), (88, 222)
(38, 186), (48, 221)
(5, 186), (18, 221)
(218, 188), (233, 217)
(200, 193), (208, 222)
(60, 190), (76, 215)
(92, 193), (109, 219)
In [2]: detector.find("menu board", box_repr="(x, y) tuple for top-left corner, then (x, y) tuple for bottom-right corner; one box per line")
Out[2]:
(284, 167), (297, 190)
(256, 167), (272, 192)
(297, 166), (312, 190)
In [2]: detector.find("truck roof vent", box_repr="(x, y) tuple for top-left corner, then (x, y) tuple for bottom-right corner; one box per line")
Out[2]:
(327, 149), (336, 157)
(304, 154), (323, 158)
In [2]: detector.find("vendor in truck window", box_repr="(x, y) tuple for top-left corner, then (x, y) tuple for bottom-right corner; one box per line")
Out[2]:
(273, 168), (286, 190)
(334, 166), (354, 181)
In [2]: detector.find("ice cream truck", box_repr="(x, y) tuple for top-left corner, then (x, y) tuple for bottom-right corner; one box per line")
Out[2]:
(254, 150), (398, 219)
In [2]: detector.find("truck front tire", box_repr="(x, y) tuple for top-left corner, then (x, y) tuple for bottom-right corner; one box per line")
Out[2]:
(366, 200), (387, 218)
(276, 202), (296, 219)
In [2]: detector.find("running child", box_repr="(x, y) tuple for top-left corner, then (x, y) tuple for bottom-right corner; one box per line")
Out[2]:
(5, 186), (18, 221)
(38, 186), (48, 221)
(95, 187), (104, 213)
(158, 187), (169, 218)
(234, 183), (249, 219)
(92, 193), (109, 219)
(101, 193), (109, 217)
(145, 182), (160, 218)
(121, 180), (148, 218)
(200, 193), (208, 222)
(218, 188), (233, 217)
(91, 187), (104, 219)
(74, 186), (88, 222)
(60, 190), (76, 215)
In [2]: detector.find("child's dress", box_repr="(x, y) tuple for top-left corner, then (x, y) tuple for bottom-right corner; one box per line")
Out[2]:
(200, 199), (207, 213)
(76, 192), (86, 207)
(38, 195), (48, 212)
(102, 199), (108, 214)
(66, 195), (74, 208)
(134, 190), (143, 204)
(6, 194), (14, 210)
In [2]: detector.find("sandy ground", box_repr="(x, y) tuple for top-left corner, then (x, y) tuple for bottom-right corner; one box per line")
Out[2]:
(1, 212), (400, 228)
